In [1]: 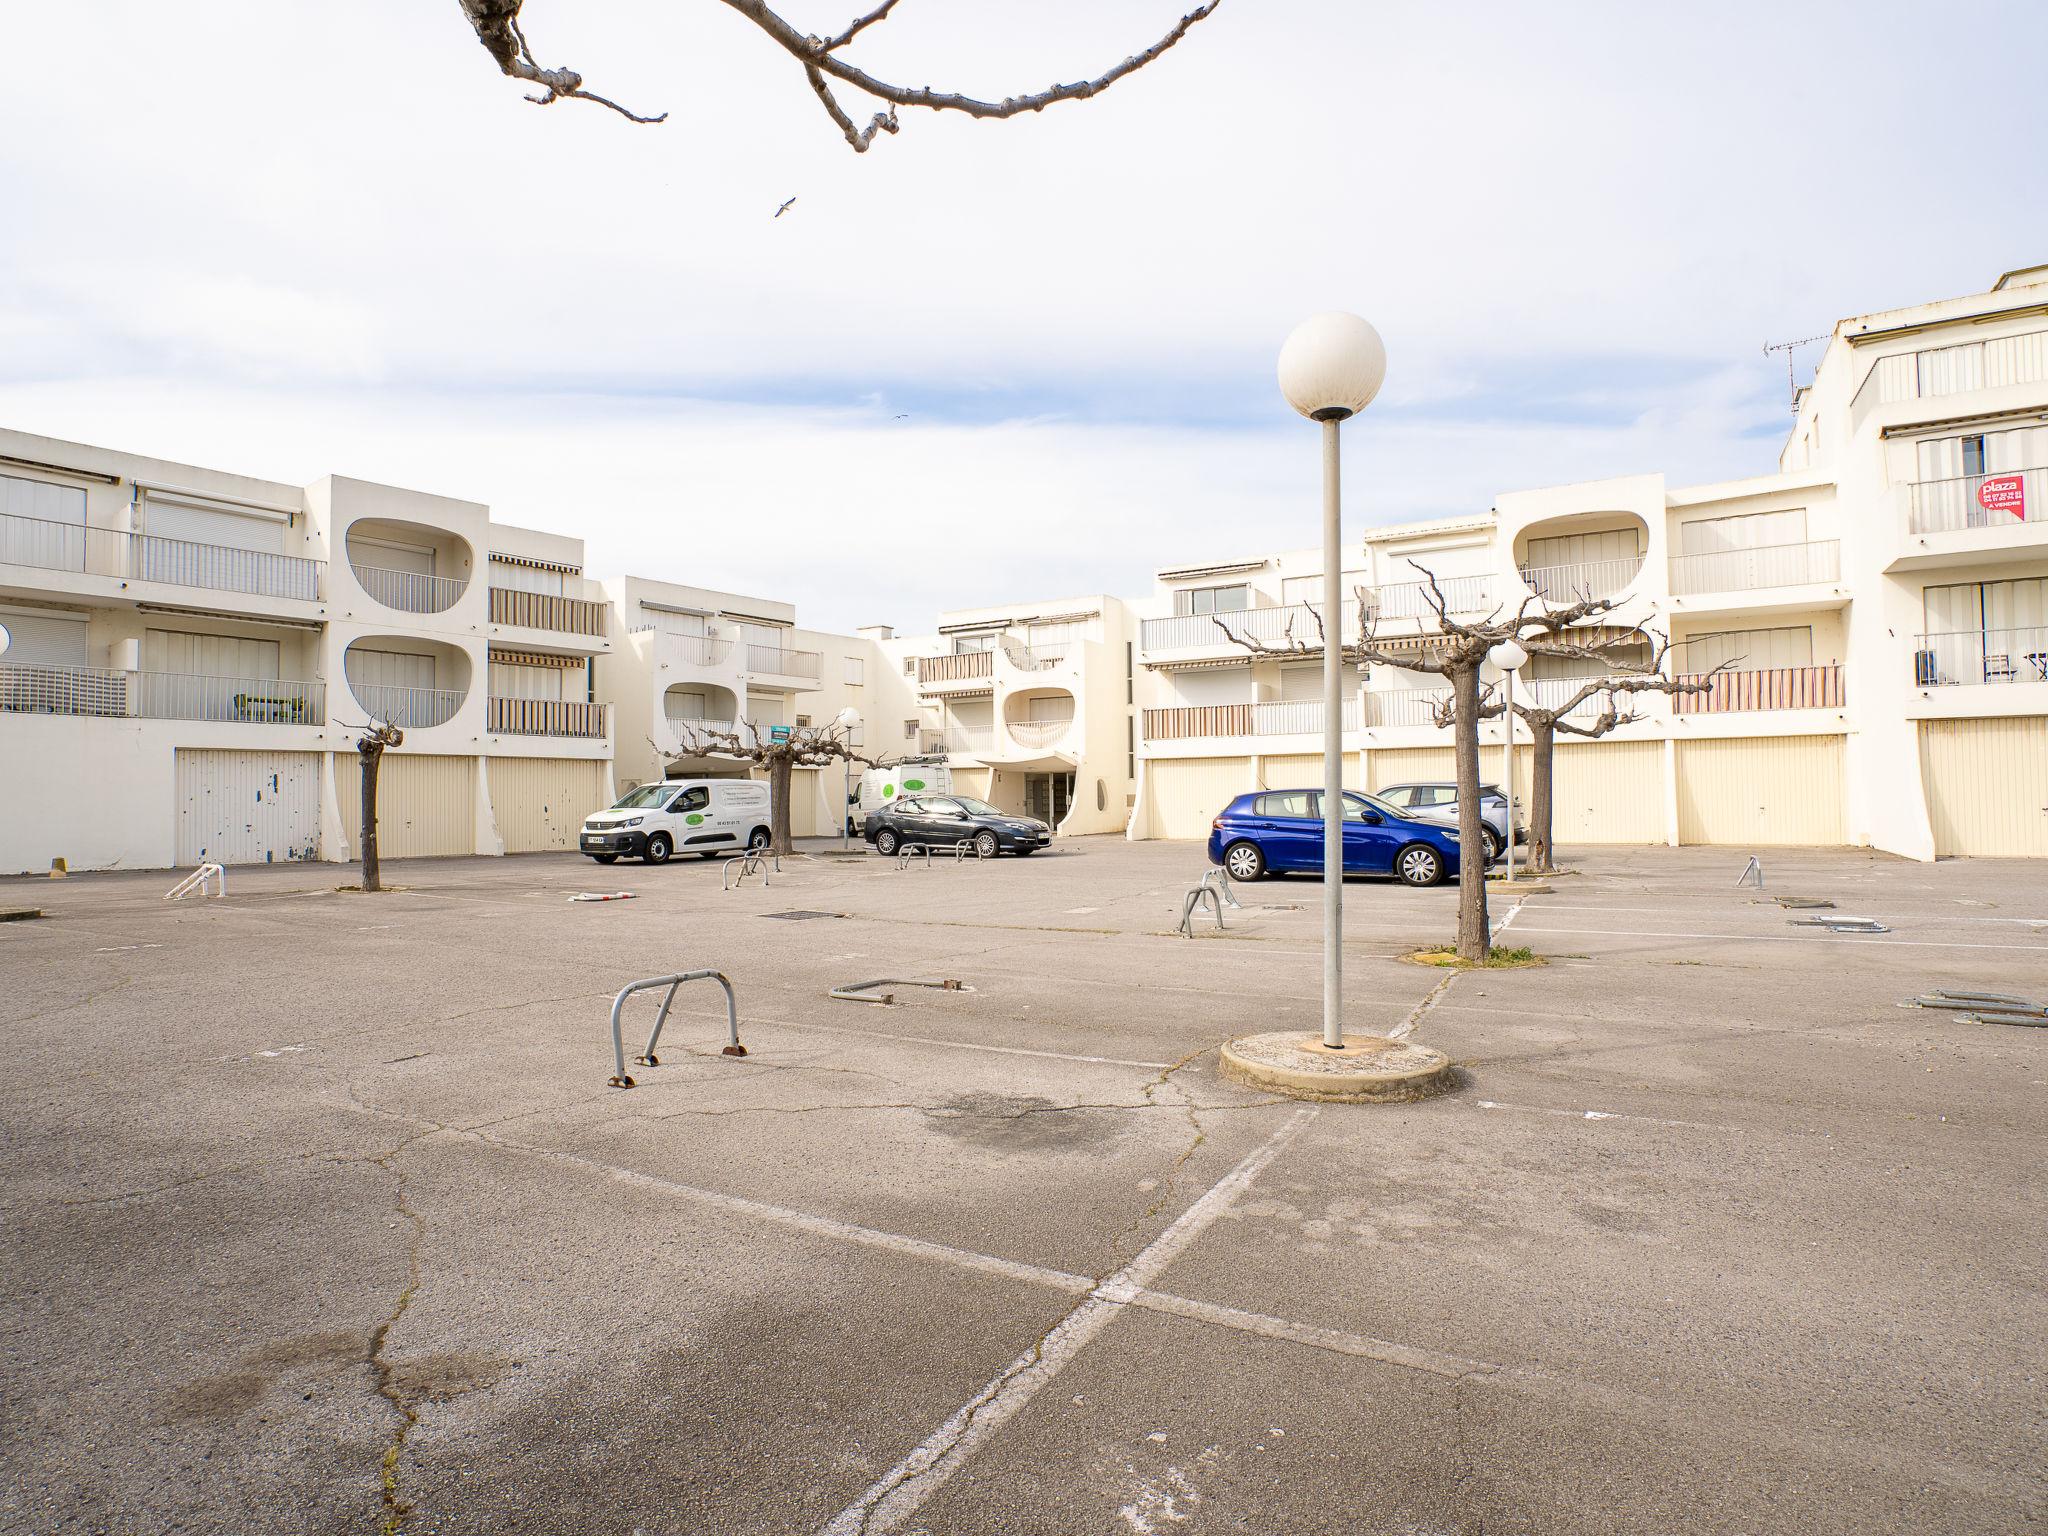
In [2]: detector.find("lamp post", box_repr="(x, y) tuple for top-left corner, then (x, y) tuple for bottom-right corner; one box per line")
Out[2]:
(1486, 639), (1528, 883)
(835, 706), (861, 850)
(1278, 313), (1387, 1051)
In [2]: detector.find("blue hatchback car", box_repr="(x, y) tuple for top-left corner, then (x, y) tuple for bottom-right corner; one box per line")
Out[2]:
(1208, 788), (1463, 887)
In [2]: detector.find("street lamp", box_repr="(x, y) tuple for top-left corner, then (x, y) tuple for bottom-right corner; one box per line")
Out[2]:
(835, 706), (861, 849)
(1486, 639), (1528, 882)
(1278, 312), (1387, 1051)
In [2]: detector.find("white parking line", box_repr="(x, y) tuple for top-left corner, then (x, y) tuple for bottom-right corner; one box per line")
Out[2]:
(663, 1005), (1176, 1071)
(818, 1108), (1318, 1536)
(1511, 923), (2048, 954)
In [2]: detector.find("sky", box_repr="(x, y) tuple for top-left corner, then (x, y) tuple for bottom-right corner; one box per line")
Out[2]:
(3, 0), (2045, 635)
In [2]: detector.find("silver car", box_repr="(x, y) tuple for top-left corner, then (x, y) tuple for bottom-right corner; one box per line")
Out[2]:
(1375, 782), (1524, 862)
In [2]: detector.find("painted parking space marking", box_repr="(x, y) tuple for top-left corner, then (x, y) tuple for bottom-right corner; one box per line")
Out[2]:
(1510, 922), (2048, 953)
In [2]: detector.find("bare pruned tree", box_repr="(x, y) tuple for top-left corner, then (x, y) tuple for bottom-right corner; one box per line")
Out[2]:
(457, 0), (1222, 150)
(658, 717), (884, 855)
(349, 720), (405, 893)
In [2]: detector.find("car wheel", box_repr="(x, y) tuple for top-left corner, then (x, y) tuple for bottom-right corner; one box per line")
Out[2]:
(972, 830), (999, 859)
(590, 854), (619, 865)
(1396, 843), (1442, 887)
(1223, 840), (1266, 881)
(747, 827), (772, 852)
(1481, 827), (1503, 862)
(645, 833), (672, 865)
(875, 828), (900, 856)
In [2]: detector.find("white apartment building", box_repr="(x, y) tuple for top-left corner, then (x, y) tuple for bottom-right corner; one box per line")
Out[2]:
(1131, 263), (2048, 861)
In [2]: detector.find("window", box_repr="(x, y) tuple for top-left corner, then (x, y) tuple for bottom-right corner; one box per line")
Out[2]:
(1676, 508), (1807, 556)
(796, 714), (811, 729)
(1281, 570), (1368, 605)
(1174, 584), (1251, 617)
(844, 656), (865, 687)
(953, 633), (998, 654)
(1678, 626), (1815, 673)
(1254, 791), (1314, 818)
(903, 657), (917, 676)
(904, 719), (919, 740)
(673, 786), (710, 813)
(489, 558), (566, 597)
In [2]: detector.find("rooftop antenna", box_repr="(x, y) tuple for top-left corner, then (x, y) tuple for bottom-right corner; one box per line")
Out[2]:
(1763, 333), (1831, 413)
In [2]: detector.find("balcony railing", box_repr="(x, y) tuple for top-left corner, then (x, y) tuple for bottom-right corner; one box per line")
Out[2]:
(488, 696), (608, 737)
(136, 672), (325, 724)
(488, 587), (609, 637)
(347, 682), (465, 728)
(917, 651), (995, 687)
(663, 715), (740, 745)
(1518, 555), (1644, 602)
(1851, 325), (2048, 431)
(1364, 687), (1454, 728)
(1669, 539), (1841, 596)
(1907, 466), (2045, 535)
(652, 633), (735, 667)
(0, 663), (129, 717)
(745, 643), (822, 679)
(1913, 629), (2048, 687)
(1007, 717), (1074, 749)
(1674, 663), (1845, 713)
(921, 729), (994, 755)
(1515, 676), (1625, 721)
(1252, 698), (1360, 735)
(1002, 639), (1072, 671)
(0, 510), (323, 601)
(1142, 704), (1251, 741)
(1362, 575), (1493, 622)
(1140, 602), (1356, 653)
(351, 564), (468, 614)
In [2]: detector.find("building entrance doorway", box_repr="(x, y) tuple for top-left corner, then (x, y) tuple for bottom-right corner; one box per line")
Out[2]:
(1023, 772), (1073, 828)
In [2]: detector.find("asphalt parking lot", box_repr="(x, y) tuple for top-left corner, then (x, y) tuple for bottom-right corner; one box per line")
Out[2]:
(3, 837), (2043, 1535)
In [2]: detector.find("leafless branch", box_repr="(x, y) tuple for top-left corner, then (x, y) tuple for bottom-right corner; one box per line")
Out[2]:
(457, 0), (1222, 150)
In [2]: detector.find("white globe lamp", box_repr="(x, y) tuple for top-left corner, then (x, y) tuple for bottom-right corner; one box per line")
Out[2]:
(1278, 312), (1388, 423)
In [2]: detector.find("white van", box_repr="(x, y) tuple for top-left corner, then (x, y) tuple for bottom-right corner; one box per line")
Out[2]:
(857, 759), (953, 820)
(579, 778), (773, 865)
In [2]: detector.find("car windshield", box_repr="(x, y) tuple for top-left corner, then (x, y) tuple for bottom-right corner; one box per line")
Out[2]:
(951, 797), (1000, 816)
(612, 784), (675, 809)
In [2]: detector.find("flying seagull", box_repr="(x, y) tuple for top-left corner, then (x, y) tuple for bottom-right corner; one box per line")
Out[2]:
(775, 197), (797, 219)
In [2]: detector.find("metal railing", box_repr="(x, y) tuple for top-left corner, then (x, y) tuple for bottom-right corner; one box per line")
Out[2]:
(1518, 555), (1644, 601)
(1675, 664), (1845, 713)
(488, 587), (609, 636)
(1516, 676), (1623, 721)
(1913, 628), (2048, 687)
(1142, 703), (1253, 741)
(488, 696), (607, 737)
(1669, 539), (1841, 595)
(1252, 698), (1360, 735)
(350, 564), (469, 614)
(663, 714), (739, 741)
(1361, 574), (1493, 621)
(346, 681), (466, 728)
(1851, 325), (2048, 431)
(1002, 639), (1072, 671)
(1907, 466), (2045, 534)
(1139, 601), (1356, 653)
(135, 671), (325, 724)
(745, 643), (822, 679)
(916, 651), (995, 687)
(0, 663), (129, 717)
(1006, 716), (1074, 749)
(654, 633), (735, 667)
(1364, 687), (1454, 727)
(0, 510), (323, 600)
(922, 729), (993, 755)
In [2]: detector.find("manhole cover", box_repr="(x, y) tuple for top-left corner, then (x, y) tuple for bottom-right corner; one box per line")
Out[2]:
(762, 910), (844, 921)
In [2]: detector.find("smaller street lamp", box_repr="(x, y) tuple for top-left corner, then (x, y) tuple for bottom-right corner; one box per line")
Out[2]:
(835, 706), (861, 850)
(1486, 639), (1528, 882)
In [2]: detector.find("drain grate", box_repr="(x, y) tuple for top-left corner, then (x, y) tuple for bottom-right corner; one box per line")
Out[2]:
(1904, 989), (2048, 1026)
(762, 910), (844, 921)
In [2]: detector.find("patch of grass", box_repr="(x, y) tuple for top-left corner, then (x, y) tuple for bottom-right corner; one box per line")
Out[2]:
(1407, 944), (1545, 970)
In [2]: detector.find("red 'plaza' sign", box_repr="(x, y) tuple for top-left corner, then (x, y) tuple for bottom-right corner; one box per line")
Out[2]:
(1978, 474), (2027, 519)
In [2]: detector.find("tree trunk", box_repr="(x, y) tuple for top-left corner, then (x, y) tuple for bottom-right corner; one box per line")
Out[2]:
(1452, 662), (1490, 961)
(1526, 715), (1556, 874)
(768, 754), (795, 855)
(359, 741), (383, 893)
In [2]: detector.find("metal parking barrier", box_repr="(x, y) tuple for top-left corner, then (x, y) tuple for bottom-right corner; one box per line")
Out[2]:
(607, 969), (746, 1088)
(829, 977), (969, 1006)
(723, 850), (778, 890)
(1198, 866), (1242, 910)
(896, 845), (933, 870)
(1179, 883), (1226, 938)
(947, 839), (992, 863)
(164, 863), (225, 901)
(1736, 855), (1764, 889)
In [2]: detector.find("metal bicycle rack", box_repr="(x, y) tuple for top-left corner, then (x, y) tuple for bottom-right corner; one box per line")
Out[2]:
(1198, 866), (1243, 910)
(829, 977), (969, 1006)
(164, 863), (225, 901)
(896, 845), (933, 870)
(947, 839), (993, 863)
(1736, 855), (1764, 890)
(606, 970), (746, 1088)
(722, 850), (779, 890)
(1179, 884), (1226, 938)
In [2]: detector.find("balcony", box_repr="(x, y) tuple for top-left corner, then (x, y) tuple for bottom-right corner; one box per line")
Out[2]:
(1674, 664), (1845, 713)
(744, 644), (822, 683)
(488, 587), (609, 637)
(651, 632), (736, 669)
(135, 672), (325, 724)
(1252, 698), (1360, 735)
(1140, 602), (1354, 654)
(1913, 629), (2048, 687)
(0, 663), (129, 717)
(917, 651), (995, 690)
(921, 728), (994, 756)
(1001, 638), (1073, 672)
(1850, 324), (2048, 432)
(351, 564), (469, 615)
(347, 682), (465, 729)
(1669, 540), (1841, 596)
(1364, 687), (1453, 728)
(0, 510), (324, 601)
(1361, 575), (1492, 624)
(488, 696), (608, 738)
(1518, 555), (1644, 603)
(1007, 716), (1074, 750)
(1907, 466), (2045, 535)
(1140, 699), (1361, 741)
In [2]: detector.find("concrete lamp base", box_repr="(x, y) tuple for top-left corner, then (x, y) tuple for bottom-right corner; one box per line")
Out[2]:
(1220, 1033), (1458, 1105)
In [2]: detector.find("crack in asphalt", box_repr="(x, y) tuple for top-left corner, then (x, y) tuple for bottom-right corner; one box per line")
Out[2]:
(367, 1139), (429, 1535)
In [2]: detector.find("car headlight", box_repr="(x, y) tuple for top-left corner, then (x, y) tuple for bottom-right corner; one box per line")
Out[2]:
(620, 816), (644, 828)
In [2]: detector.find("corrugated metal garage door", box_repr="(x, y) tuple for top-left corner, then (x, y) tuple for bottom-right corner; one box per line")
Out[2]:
(1148, 757), (1252, 839)
(488, 756), (606, 852)
(788, 768), (820, 837)
(335, 752), (476, 859)
(950, 768), (991, 801)
(1919, 718), (2048, 857)
(1677, 736), (1845, 847)
(175, 749), (321, 865)
(1257, 753), (1365, 790)
(1366, 747), (1457, 789)
(1552, 741), (1664, 844)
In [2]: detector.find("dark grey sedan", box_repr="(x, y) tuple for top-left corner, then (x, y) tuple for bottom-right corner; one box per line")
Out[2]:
(863, 795), (1052, 858)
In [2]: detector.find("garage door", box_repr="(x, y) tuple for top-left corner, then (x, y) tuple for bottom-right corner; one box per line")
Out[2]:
(1677, 736), (1845, 847)
(175, 749), (321, 865)
(1258, 753), (1365, 791)
(1365, 747), (1456, 791)
(1919, 718), (2048, 857)
(488, 756), (607, 852)
(1553, 741), (1665, 844)
(1147, 757), (1251, 839)
(788, 768), (820, 837)
(334, 752), (476, 858)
